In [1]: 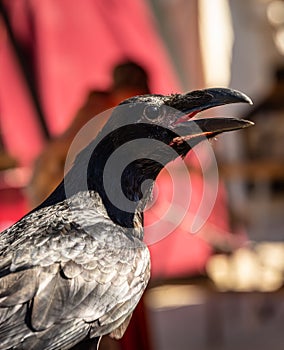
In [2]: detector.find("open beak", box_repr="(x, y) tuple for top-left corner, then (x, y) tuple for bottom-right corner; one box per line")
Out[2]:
(168, 87), (254, 145)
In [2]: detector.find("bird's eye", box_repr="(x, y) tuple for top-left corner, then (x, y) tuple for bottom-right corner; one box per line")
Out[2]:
(143, 105), (161, 120)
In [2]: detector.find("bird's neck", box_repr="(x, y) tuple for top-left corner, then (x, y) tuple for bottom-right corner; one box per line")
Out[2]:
(39, 135), (162, 229)
(85, 141), (162, 228)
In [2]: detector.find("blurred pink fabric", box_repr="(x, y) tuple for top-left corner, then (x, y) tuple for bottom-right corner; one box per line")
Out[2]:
(0, 0), (179, 165)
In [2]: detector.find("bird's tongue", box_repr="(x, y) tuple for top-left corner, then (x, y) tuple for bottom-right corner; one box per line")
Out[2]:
(174, 111), (199, 125)
(169, 130), (214, 146)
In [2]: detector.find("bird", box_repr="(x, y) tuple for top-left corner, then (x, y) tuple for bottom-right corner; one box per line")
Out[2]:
(0, 88), (253, 350)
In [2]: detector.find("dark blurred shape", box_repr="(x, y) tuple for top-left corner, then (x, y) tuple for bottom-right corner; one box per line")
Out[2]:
(246, 66), (284, 115)
(111, 61), (150, 105)
(112, 61), (149, 93)
(0, 144), (17, 171)
(244, 66), (284, 194)
(0, 118), (17, 171)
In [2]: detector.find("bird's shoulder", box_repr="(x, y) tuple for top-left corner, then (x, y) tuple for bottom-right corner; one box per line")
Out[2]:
(0, 191), (146, 273)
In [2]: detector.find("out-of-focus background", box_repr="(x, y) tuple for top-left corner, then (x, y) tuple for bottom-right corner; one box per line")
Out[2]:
(0, 0), (284, 349)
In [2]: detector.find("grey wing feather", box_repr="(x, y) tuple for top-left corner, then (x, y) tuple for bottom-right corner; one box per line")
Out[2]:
(0, 195), (150, 349)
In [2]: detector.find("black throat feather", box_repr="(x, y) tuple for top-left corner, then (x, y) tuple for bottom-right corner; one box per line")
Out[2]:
(38, 124), (181, 228)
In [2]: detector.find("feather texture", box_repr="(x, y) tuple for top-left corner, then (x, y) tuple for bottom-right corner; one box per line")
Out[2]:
(0, 191), (150, 349)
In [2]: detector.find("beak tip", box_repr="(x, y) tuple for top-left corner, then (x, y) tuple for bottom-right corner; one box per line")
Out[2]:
(245, 96), (253, 106)
(225, 88), (253, 106)
(241, 119), (255, 128)
(224, 118), (255, 132)
(209, 87), (253, 106)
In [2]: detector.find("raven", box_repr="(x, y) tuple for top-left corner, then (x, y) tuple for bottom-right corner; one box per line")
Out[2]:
(0, 88), (253, 349)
